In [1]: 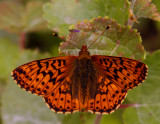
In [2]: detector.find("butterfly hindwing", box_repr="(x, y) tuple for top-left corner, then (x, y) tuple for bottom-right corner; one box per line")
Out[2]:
(43, 76), (81, 113)
(12, 56), (77, 96)
(87, 75), (127, 114)
(43, 76), (72, 113)
(91, 55), (148, 90)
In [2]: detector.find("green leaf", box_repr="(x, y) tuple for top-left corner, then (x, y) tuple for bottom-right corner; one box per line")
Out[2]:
(0, 1), (46, 33)
(60, 111), (123, 124)
(131, 0), (160, 21)
(123, 50), (160, 124)
(153, 0), (160, 13)
(152, 0), (160, 30)
(123, 107), (140, 124)
(0, 2), (23, 33)
(0, 81), (5, 124)
(2, 78), (60, 124)
(23, 1), (47, 32)
(1, 50), (60, 124)
(12, 49), (51, 68)
(101, 110), (124, 124)
(0, 38), (18, 81)
(58, 112), (95, 124)
(43, 0), (129, 36)
(59, 17), (145, 60)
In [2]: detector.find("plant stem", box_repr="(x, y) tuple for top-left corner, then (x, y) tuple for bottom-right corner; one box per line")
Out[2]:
(127, 0), (137, 28)
(94, 114), (102, 124)
(19, 32), (26, 50)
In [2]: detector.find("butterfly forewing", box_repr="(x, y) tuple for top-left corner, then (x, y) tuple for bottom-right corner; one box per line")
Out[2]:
(12, 56), (77, 96)
(91, 55), (148, 90)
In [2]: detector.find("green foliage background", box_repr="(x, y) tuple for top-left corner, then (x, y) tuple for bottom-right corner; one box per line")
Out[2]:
(0, 0), (160, 124)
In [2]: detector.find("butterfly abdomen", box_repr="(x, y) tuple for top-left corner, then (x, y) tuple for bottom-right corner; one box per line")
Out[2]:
(71, 57), (97, 105)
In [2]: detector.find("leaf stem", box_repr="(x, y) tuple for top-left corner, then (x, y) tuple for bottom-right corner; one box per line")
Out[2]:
(119, 103), (139, 108)
(127, 0), (137, 27)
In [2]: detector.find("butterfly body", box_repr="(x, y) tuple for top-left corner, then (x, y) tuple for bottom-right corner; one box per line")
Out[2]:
(71, 45), (97, 105)
(12, 45), (148, 114)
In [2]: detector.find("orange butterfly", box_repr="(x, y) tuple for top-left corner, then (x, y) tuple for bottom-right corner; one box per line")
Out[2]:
(12, 26), (148, 114)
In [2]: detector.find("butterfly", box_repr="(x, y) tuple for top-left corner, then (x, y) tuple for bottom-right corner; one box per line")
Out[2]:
(12, 26), (148, 114)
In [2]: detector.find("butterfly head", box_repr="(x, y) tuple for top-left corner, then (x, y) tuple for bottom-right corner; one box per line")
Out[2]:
(79, 45), (90, 55)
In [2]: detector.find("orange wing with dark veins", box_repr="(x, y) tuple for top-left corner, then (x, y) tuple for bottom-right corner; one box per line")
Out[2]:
(12, 56), (77, 96)
(87, 55), (148, 114)
(87, 75), (127, 114)
(43, 76), (82, 113)
(91, 55), (148, 90)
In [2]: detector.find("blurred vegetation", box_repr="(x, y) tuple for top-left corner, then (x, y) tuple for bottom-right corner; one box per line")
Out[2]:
(0, 0), (160, 124)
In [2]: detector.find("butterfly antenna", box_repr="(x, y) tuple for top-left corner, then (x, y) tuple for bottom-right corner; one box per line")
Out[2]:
(87, 25), (111, 49)
(53, 32), (81, 50)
